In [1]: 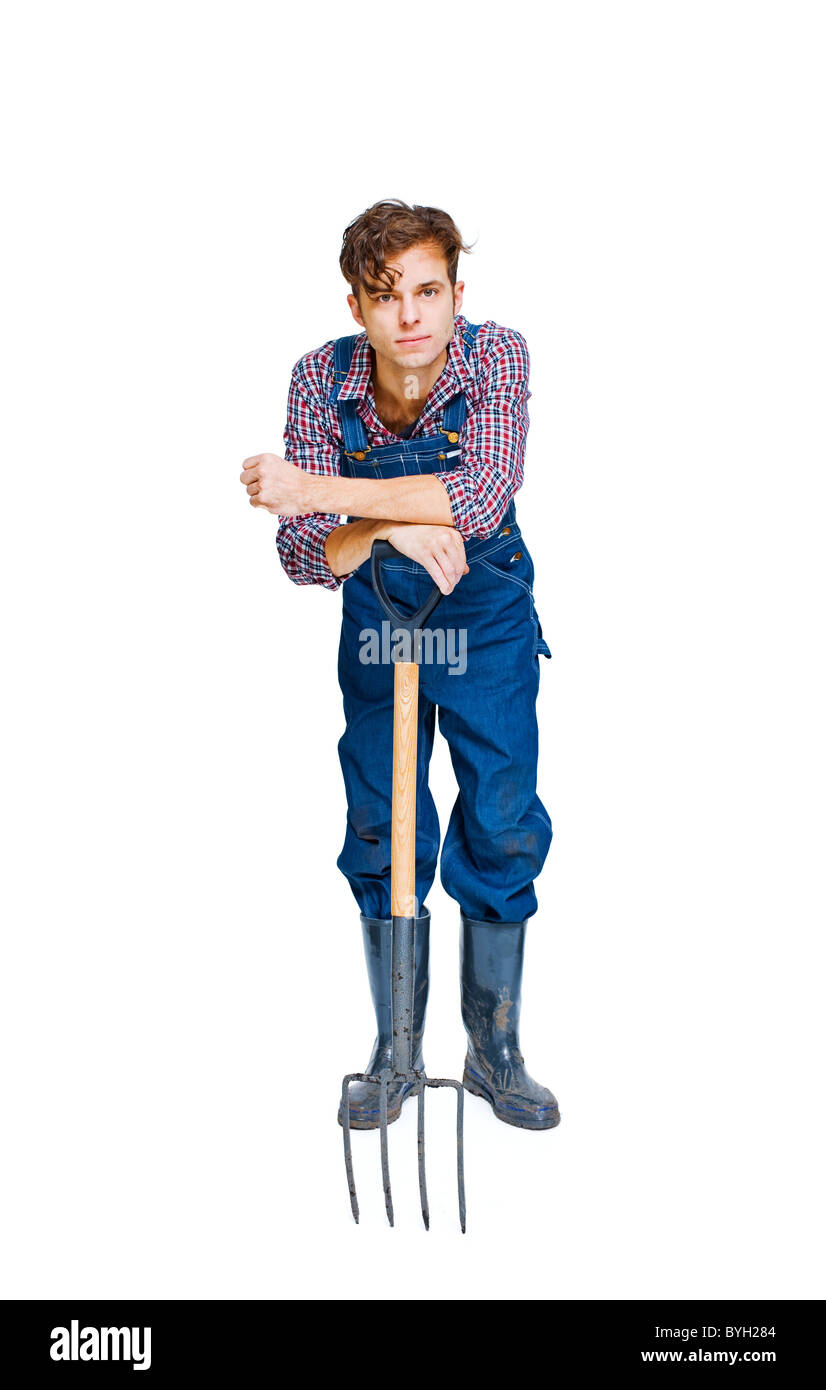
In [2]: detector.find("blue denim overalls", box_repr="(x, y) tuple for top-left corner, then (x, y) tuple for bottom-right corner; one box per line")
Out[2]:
(331, 322), (553, 924)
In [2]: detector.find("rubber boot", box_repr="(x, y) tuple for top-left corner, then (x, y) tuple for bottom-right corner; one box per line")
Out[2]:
(337, 907), (430, 1130)
(460, 911), (560, 1130)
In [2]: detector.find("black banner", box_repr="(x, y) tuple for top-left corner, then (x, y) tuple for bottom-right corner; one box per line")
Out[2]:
(0, 1299), (821, 1377)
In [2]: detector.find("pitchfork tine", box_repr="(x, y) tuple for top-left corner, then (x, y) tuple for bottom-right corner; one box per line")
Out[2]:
(342, 1075), (361, 1224)
(417, 1081), (429, 1230)
(456, 1083), (467, 1233)
(425, 1077), (467, 1233)
(379, 1072), (394, 1227)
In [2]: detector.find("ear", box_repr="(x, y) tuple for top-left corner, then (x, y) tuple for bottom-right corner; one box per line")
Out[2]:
(453, 280), (465, 315)
(347, 292), (365, 329)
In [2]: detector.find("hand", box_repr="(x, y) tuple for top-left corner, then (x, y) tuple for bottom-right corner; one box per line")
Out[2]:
(240, 453), (312, 515)
(385, 524), (469, 596)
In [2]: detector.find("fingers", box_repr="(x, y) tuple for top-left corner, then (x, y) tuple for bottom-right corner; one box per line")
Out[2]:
(434, 534), (466, 589)
(428, 546), (464, 594)
(423, 557), (453, 595)
(241, 459), (265, 505)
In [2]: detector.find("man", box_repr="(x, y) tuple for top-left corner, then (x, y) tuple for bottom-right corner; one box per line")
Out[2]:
(240, 199), (560, 1132)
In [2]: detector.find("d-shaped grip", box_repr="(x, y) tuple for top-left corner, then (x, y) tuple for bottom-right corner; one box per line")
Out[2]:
(370, 540), (444, 642)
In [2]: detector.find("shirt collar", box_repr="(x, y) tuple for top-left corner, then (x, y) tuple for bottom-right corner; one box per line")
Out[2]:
(334, 313), (475, 403)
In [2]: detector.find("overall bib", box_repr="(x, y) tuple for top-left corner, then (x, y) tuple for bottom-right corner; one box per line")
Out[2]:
(331, 322), (553, 925)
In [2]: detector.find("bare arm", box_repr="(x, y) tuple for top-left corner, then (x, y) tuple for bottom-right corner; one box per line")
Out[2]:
(314, 472), (454, 527)
(324, 518), (392, 577)
(241, 454), (455, 528)
(324, 518), (469, 594)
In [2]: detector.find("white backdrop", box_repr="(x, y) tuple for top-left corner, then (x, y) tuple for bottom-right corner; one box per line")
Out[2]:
(1, 0), (824, 1301)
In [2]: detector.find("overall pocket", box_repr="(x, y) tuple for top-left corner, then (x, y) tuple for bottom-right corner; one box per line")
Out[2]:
(477, 538), (552, 660)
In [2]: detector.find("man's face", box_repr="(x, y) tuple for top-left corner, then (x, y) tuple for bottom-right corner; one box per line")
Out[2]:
(347, 242), (464, 372)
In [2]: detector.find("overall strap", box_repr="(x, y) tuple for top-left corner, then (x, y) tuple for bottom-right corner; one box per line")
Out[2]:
(441, 320), (481, 437)
(329, 333), (371, 458)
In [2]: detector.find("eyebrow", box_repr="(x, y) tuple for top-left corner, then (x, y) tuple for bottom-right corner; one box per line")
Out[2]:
(365, 279), (444, 295)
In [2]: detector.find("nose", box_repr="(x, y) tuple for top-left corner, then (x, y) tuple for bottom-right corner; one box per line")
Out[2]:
(399, 293), (420, 327)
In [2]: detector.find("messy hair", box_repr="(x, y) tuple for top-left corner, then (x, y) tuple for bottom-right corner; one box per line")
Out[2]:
(339, 199), (474, 302)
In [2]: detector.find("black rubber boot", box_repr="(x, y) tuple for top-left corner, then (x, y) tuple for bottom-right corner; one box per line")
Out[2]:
(460, 911), (560, 1130)
(337, 907), (430, 1130)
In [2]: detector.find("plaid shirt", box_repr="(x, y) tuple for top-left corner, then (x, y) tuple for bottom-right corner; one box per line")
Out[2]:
(276, 312), (532, 590)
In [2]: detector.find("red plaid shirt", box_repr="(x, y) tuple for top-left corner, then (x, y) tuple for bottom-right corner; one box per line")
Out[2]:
(276, 313), (532, 590)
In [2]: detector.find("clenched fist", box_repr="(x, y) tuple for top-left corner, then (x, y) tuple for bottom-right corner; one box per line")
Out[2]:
(240, 453), (311, 515)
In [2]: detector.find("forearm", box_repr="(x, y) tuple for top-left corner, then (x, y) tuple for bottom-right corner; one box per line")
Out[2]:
(324, 517), (395, 577)
(312, 472), (455, 527)
(326, 518), (469, 595)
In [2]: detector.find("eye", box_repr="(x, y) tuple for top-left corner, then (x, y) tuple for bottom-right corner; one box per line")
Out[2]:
(421, 287), (438, 298)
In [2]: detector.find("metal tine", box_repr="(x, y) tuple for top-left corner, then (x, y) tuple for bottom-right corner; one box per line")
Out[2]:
(417, 1078), (429, 1230)
(342, 1071), (387, 1226)
(342, 1073), (369, 1225)
(426, 1078), (467, 1234)
(379, 1071), (394, 1227)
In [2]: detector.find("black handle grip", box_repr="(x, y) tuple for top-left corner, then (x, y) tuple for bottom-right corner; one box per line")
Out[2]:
(369, 540), (443, 644)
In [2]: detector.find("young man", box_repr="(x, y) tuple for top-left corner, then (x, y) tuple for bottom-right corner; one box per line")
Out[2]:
(240, 200), (560, 1132)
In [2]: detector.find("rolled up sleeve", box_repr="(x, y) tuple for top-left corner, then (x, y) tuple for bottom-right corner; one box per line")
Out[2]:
(276, 513), (346, 590)
(276, 369), (347, 590)
(438, 329), (531, 540)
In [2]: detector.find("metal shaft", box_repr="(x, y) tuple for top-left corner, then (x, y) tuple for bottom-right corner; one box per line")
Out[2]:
(391, 914), (415, 1074)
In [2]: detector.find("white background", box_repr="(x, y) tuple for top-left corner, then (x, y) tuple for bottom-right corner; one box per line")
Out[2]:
(1, 0), (824, 1301)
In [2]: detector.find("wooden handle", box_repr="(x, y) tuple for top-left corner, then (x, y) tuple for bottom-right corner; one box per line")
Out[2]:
(390, 660), (418, 918)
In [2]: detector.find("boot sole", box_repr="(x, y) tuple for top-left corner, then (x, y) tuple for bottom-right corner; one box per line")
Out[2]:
(337, 1081), (421, 1131)
(337, 1104), (403, 1131)
(463, 1069), (561, 1130)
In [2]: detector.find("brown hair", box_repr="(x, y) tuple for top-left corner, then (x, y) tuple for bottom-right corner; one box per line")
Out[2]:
(339, 199), (474, 303)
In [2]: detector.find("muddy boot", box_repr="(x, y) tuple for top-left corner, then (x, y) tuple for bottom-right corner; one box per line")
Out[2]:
(337, 907), (430, 1130)
(460, 911), (560, 1130)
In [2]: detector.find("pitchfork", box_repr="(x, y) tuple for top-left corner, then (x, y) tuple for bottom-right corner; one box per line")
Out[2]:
(341, 539), (466, 1232)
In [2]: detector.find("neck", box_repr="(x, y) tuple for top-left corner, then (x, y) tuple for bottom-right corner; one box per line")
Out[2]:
(370, 344), (450, 416)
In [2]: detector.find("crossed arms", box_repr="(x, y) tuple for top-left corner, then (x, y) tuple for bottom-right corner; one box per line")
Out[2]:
(239, 457), (468, 592)
(240, 325), (531, 593)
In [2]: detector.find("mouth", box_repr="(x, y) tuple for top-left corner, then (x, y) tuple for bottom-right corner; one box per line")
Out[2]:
(396, 335), (430, 345)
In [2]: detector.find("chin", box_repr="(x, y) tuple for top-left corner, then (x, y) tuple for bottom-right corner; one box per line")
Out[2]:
(401, 341), (443, 366)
